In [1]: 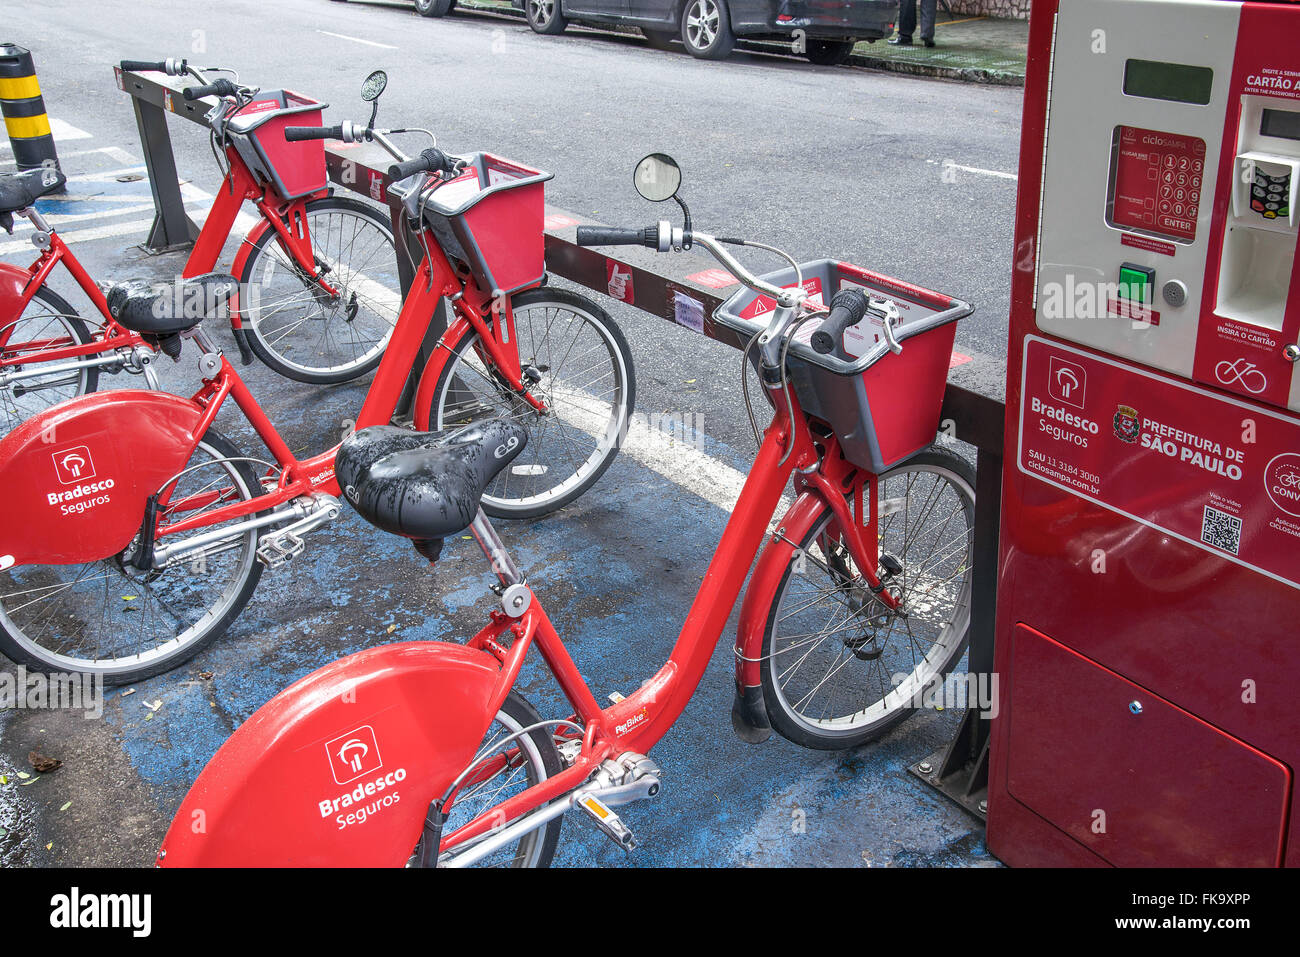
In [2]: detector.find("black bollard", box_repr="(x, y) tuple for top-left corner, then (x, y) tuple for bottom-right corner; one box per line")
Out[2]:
(0, 43), (63, 191)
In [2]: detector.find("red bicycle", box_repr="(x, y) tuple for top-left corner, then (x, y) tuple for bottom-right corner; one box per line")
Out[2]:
(0, 56), (402, 433)
(0, 79), (634, 683)
(156, 154), (975, 867)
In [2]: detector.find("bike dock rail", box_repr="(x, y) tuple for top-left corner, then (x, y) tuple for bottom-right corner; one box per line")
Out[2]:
(116, 65), (1003, 824)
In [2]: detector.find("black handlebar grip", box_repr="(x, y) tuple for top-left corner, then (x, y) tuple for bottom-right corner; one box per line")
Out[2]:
(387, 148), (456, 181)
(120, 60), (168, 73)
(285, 125), (344, 142)
(182, 79), (239, 101)
(575, 226), (657, 248)
(810, 289), (871, 357)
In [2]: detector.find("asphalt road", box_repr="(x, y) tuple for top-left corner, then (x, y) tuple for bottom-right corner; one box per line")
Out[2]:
(21, 0), (1021, 447)
(0, 0), (1019, 867)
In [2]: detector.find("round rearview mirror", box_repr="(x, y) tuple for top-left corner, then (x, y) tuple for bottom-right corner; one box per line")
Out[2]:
(633, 153), (682, 203)
(361, 70), (388, 102)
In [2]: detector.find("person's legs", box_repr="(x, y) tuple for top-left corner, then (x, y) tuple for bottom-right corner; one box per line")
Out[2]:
(919, 0), (937, 42)
(897, 0), (917, 40)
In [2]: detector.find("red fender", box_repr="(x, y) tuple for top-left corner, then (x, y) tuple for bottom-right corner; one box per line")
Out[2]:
(158, 641), (503, 867)
(227, 218), (276, 331)
(731, 491), (831, 737)
(0, 390), (204, 567)
(411, 316), (473, 430)
(0, 261), (39, 323)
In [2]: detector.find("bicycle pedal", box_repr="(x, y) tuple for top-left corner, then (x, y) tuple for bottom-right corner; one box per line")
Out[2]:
(256, 532), (305, 568)
(576, 793), (637, 851)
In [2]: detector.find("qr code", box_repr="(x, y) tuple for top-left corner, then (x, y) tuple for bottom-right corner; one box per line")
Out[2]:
(1201, 505), (1242, 555)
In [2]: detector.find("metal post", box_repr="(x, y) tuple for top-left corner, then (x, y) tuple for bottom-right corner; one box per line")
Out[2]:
(0, 43), (63, 189)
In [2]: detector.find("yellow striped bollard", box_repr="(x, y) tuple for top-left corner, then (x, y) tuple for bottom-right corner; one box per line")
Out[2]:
(0, 43), (63, 190)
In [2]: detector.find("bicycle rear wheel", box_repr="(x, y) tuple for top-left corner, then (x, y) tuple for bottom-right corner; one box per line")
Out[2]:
(0, 428), (265, 683)
(416, 692), (563, 868)
(0, 288), (98, 434)
(756, 446), (976, 749)
(238, 196), (400, 384)
(425, 287), (635, 519)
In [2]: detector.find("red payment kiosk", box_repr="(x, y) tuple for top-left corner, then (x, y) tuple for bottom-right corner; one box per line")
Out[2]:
(989, 0), (1300, 867)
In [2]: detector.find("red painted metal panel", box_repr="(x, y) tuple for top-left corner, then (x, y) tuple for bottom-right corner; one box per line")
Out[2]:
(1005, 624), (1290, 868)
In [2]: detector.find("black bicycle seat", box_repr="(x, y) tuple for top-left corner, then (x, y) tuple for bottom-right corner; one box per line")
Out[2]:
(0, 167), (66, 214)
(105, 274), (239, 336)
(336, 419), (528, 554)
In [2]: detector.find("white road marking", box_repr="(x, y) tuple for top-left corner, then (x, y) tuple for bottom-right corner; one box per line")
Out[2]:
(0, 118), (92, 152)
(930, 159), (1017, 181)
(38, 146), (138, 165)
(0, 215), (160, 255)
(317, 30), (398, 49)
(556, 385), (787, 515)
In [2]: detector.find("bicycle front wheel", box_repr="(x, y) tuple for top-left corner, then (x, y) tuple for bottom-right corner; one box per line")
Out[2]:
(238, 196), (400, 384)
(0, 428), (265, 683)
(0, 287), (98, 434)
(425, 287), (635, 519)
(757, 446), (976, 750)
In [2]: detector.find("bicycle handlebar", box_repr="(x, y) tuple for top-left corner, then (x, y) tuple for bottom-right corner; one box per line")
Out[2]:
(810, 290), (870, 358)
(575, 226), (659, 249)
(120, 59), (168, 73)
(388, 148), (460, 181)
(183, 79), (241, 101)
(284, 124), (345, 142)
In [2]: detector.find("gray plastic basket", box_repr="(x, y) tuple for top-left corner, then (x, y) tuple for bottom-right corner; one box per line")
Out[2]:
(714, 259), (973, 472)
(224, 90), (328, 201)
(388, 153), (553, 296)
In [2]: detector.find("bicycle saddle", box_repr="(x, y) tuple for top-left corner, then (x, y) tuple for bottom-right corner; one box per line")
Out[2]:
(336, 419), (528, 558)
(0, 167), (66, 215)
(106, 273), (239, 336)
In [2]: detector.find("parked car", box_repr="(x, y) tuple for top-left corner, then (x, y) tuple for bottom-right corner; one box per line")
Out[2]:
(514, 0), (895, 63)
(332, 0), (462, 15)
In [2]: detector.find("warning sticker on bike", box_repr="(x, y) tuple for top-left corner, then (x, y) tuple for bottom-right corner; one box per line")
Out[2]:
(1018, 336), (1300, 590)
(737, 277), (823, 320)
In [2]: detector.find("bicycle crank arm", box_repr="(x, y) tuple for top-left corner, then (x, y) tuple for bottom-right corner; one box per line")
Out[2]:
(255, 494), (342, 568)
(150, 494), (339, 569)
(0, 350), (140, 387)
(442, 752), (661, 868)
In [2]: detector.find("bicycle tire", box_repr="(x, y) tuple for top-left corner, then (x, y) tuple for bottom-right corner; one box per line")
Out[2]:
(238, 196), (400, 384)
(0, 287), (98, 434)
(423, 286), (635, 519)
(755, 445), (976, 750)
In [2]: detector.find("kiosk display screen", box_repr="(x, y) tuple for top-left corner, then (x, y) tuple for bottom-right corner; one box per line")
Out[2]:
(1262, 108), (1300, 142)
(1123, 59), (1214, 105)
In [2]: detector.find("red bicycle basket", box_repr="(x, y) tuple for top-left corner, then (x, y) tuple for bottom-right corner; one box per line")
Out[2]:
(409, 153), (553, 296)
(714, 260), (972, 473)
(226, 90), (328, 201)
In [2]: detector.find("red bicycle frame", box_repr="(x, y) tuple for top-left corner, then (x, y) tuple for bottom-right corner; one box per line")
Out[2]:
(0, 119), (332, 389)
(426, 380), (896, 853)
(144, 236), (539, 545)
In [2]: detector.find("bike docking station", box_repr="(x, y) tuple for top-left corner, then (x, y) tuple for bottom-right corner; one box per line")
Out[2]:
(109, 61), (1003, 842)
(988, 0), (1300, 868)
(115, 60), (1009, 846)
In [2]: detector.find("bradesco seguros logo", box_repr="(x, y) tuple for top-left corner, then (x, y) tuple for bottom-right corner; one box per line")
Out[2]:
(52, 446), (96, 484)
(1265, 453), (1300, 517)
(325, 725), (384, 785)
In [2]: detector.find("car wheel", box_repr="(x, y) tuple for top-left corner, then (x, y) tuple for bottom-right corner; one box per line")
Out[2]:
(680, 0), (734, 59)
(641, 27), (677, 50)
(805, 39), (856, 66)
(414, 0), (454, 14)
(526, 0), (568, 34)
